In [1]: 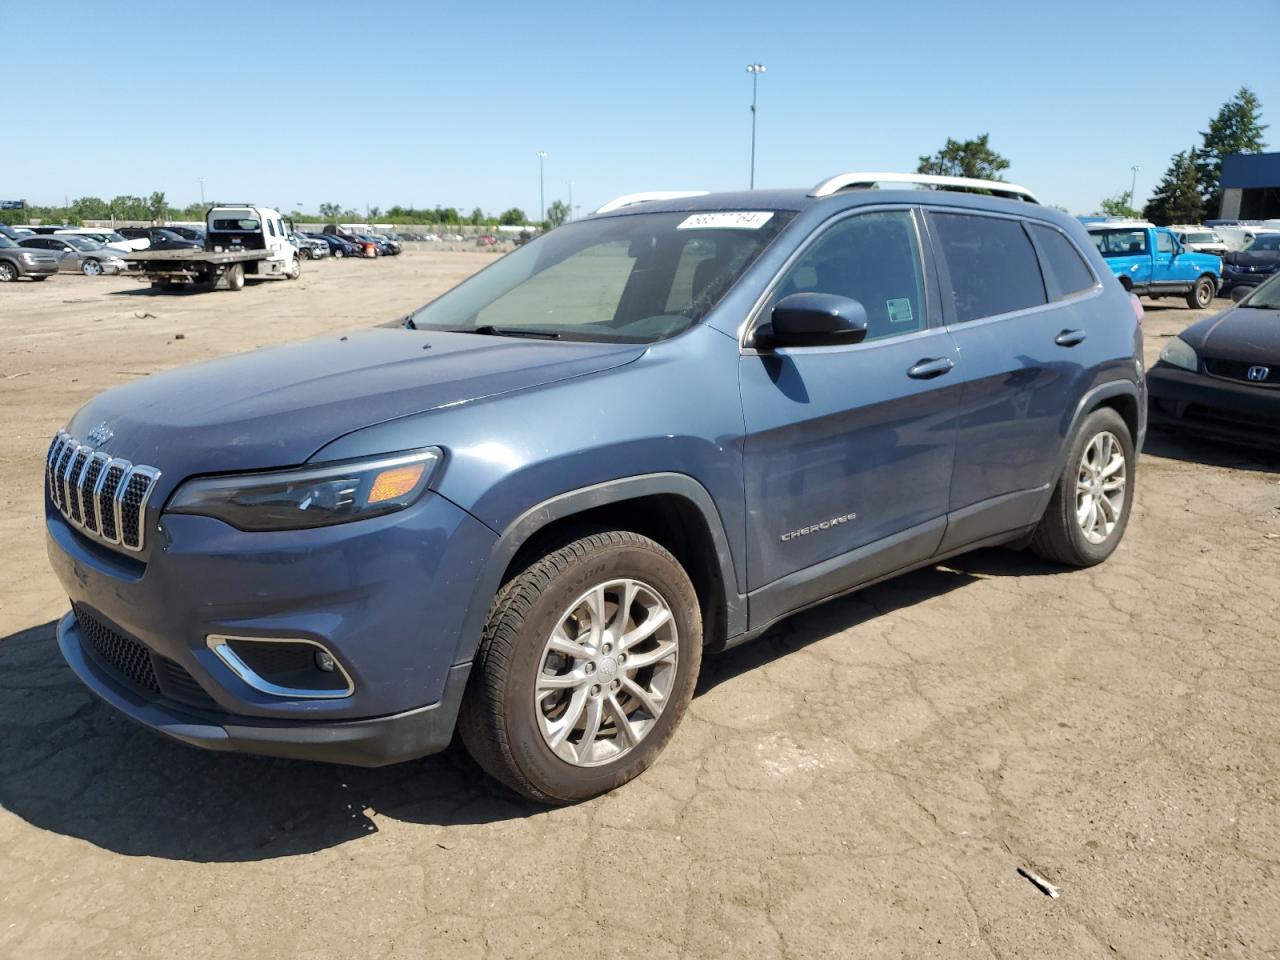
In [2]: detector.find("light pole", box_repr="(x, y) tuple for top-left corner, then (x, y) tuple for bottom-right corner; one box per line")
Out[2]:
(198, 177), (206, 206)
(536, 151), (547, 225)
(1129, 165), (1139, 210)
(746, 63), (766, 189)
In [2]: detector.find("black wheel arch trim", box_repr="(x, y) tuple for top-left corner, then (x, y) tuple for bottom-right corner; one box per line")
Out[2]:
(450, 472), (747, 668)
(1054, 378), (1145, 486)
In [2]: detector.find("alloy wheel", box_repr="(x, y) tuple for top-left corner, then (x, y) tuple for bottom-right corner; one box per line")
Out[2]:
(1075, 430), (1126, 544)
(534, 578), (678, 767)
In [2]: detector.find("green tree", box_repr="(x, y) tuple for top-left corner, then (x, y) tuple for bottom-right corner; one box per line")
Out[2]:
(1196, 86), (1267, 215)
(916, 133), (1010, 181)
(70, 196), (110, 221)
(498, 207), (527, 226)
(1143, 150), (1205, 225)
(110, 195), (149, 220)
(1100, 191), (1141, 219)
(368, 206), (381, 220)
(147, 191), (167, 221)
(469, 207), (485, 226)
(318, 202), (341, 220)
(545, 199), (569, 228)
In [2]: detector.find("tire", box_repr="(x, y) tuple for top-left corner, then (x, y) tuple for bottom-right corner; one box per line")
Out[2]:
(225, 262), (245, 291)
(1187, 276), (1214, 309)
(459, 531), (702, 803)
(286, 256), (301, 280)
(1030, 407), (1135, 568)
(81, 259), (103, 277)
(31, 275), (49, 281)
(333, 247), (345, 259)
(0, 262), (19, 282)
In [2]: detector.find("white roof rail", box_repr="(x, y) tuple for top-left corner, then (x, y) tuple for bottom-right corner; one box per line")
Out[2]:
(809, 172), (1040, 204)
(594, 191), (709, 214)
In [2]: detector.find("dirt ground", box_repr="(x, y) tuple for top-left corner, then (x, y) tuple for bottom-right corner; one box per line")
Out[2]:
(1, 253), (1277, 960)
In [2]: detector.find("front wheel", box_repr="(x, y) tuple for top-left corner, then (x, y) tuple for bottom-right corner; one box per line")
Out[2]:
(332, 247), (345, 259)
(1187, 276), (1215, 309)
(0, 262), (18, 282)
(286, 257), (301, 280)
(81, 259), (103, 277)
(459, 531), (702, 803)
(1030, 407), (1135, 567)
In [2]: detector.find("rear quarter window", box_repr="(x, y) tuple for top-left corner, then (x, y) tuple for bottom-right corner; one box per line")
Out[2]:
(929, 212), (1046, 323)
(1028, 223), (1096, 298)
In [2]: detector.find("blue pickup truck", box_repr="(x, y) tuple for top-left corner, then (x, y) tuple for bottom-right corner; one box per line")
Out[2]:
(1086, 221), (1221, 308)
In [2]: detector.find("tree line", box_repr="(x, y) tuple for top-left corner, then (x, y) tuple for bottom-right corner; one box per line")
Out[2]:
(1101, 87), (1267, 224)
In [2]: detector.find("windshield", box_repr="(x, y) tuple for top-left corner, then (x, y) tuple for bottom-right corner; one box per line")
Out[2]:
(1243, 234), (1280, 252)
(1186, 232), (1218, 244)
(0, 237), (15, 249)
(1242, 273), (1280, 309)
(408, 210), (794, 342)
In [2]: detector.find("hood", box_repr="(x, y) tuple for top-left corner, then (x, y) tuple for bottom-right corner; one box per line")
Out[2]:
(1225, 249), (1280, 268)
(66, 328), (645, 484)
(1180, 304), (1280, 363)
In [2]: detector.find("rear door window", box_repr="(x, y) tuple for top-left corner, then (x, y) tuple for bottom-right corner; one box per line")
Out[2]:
(929, 212), (1047, 323)
(1028, 223), (1096, 299)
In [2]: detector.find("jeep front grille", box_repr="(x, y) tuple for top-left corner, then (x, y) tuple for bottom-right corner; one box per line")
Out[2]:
(46, 431), (160, 552)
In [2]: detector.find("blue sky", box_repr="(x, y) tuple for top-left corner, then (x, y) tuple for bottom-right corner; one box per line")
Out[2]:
(8, 0), (1277, 217)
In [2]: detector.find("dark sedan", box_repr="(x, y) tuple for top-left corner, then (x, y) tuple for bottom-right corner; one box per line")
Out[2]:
(117, 227), (203, 252)
(1148, 274), (1280, 449)
(1222, 233), (1280, 295)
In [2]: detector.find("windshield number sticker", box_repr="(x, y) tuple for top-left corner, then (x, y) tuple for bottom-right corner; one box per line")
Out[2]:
(886, 298), (914, 324)
(677, 212), (774, 230)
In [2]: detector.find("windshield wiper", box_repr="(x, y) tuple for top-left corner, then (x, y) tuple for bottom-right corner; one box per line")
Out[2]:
(470, 325), (561, 340)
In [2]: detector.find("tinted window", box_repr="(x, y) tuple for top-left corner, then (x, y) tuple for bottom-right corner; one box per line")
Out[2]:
(767, 210), (926, 342)
(931, 213), (1046, 323)
(1029, 224), (1095, 298)
(1092, 229), (1148, 256)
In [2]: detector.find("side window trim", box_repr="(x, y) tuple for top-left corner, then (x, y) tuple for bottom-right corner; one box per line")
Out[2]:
(742, 204), (938, 350)
(922, 207), (1050, 327)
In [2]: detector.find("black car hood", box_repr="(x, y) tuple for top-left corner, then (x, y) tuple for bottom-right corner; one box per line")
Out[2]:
(66, 329), (644, 483)
(1181, 305), (1280, 363)
(1225, 249), (1280, 267)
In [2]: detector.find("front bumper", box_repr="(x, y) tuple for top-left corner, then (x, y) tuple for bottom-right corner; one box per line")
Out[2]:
(1147, 363), (1280, 449)
(46, 489), (498, 760)
(1223, 266), (1277, 289)
(57, 612), (471, 765)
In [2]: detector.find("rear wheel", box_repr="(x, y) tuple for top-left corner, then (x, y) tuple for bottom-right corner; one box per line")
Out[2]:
(459, 531), (702, 803)
(332, 247), (345, 259)
(0, 262), (19, 282)
(225, 263), (245, 291)
(1187, 276), (1214, 309)
(31, 275), (49, 281)
(1030, 407), (1135, 567)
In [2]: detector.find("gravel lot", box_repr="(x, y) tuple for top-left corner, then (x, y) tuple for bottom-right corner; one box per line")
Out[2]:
(1, 253), (1277, 959)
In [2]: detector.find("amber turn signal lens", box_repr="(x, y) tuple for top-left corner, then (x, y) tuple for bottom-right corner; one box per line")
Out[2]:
(367, 464), (426, 504)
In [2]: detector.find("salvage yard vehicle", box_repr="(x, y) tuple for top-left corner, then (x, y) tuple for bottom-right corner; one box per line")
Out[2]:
(1148, 272), (1280, 449)
(1170, 226), (1228, 258)
(127, 204), (302, 291)
(0, 235), (59, 281)
(289, 231), (330, 260)
(1221, 232), (1280, 295)
(44, 173), (1145, 803)
(1086, 220), (1221, 308)
(19, 235), (131, 276)
(118, 227), (203, 252)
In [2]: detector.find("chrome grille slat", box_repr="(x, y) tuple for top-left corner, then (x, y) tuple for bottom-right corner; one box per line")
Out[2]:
(44, 431), (160, 553)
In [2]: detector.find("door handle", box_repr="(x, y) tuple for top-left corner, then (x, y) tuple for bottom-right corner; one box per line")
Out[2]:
(907, 357), (955, 379)
(1055, 329), (1087, 347)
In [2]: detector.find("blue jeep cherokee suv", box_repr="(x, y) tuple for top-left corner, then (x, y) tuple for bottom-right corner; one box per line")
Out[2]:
(45, 173), (1145, 802)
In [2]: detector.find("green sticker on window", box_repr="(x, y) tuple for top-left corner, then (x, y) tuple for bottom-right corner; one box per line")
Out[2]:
(886, 298), (914, 324)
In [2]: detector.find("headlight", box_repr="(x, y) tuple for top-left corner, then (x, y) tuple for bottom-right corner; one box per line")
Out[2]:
(19, 252), (35, 261)
(1159, 337), (1198, 372)
(166, 448), (441, 531)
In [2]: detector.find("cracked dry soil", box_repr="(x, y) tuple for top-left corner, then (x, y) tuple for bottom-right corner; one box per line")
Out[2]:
(1, 256), (1277, 959)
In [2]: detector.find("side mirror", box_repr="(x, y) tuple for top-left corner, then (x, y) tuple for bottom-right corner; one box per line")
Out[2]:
(756, 292), (869, 349)
(1230, 285), (1250, 303)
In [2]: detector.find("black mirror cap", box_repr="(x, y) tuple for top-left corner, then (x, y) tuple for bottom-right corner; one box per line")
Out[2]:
(757, 292), (869, 349)
(1230, 285), (1250, 303)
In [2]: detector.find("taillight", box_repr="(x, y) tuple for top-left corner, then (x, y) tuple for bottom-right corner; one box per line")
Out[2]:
(1129, 293), (1143, 324)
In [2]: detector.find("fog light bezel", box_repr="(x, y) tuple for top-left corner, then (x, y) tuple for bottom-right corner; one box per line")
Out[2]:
(206, 634), (355, 699)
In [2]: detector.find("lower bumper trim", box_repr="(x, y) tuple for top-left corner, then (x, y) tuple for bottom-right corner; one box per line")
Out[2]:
(56, 612), (470, 766)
